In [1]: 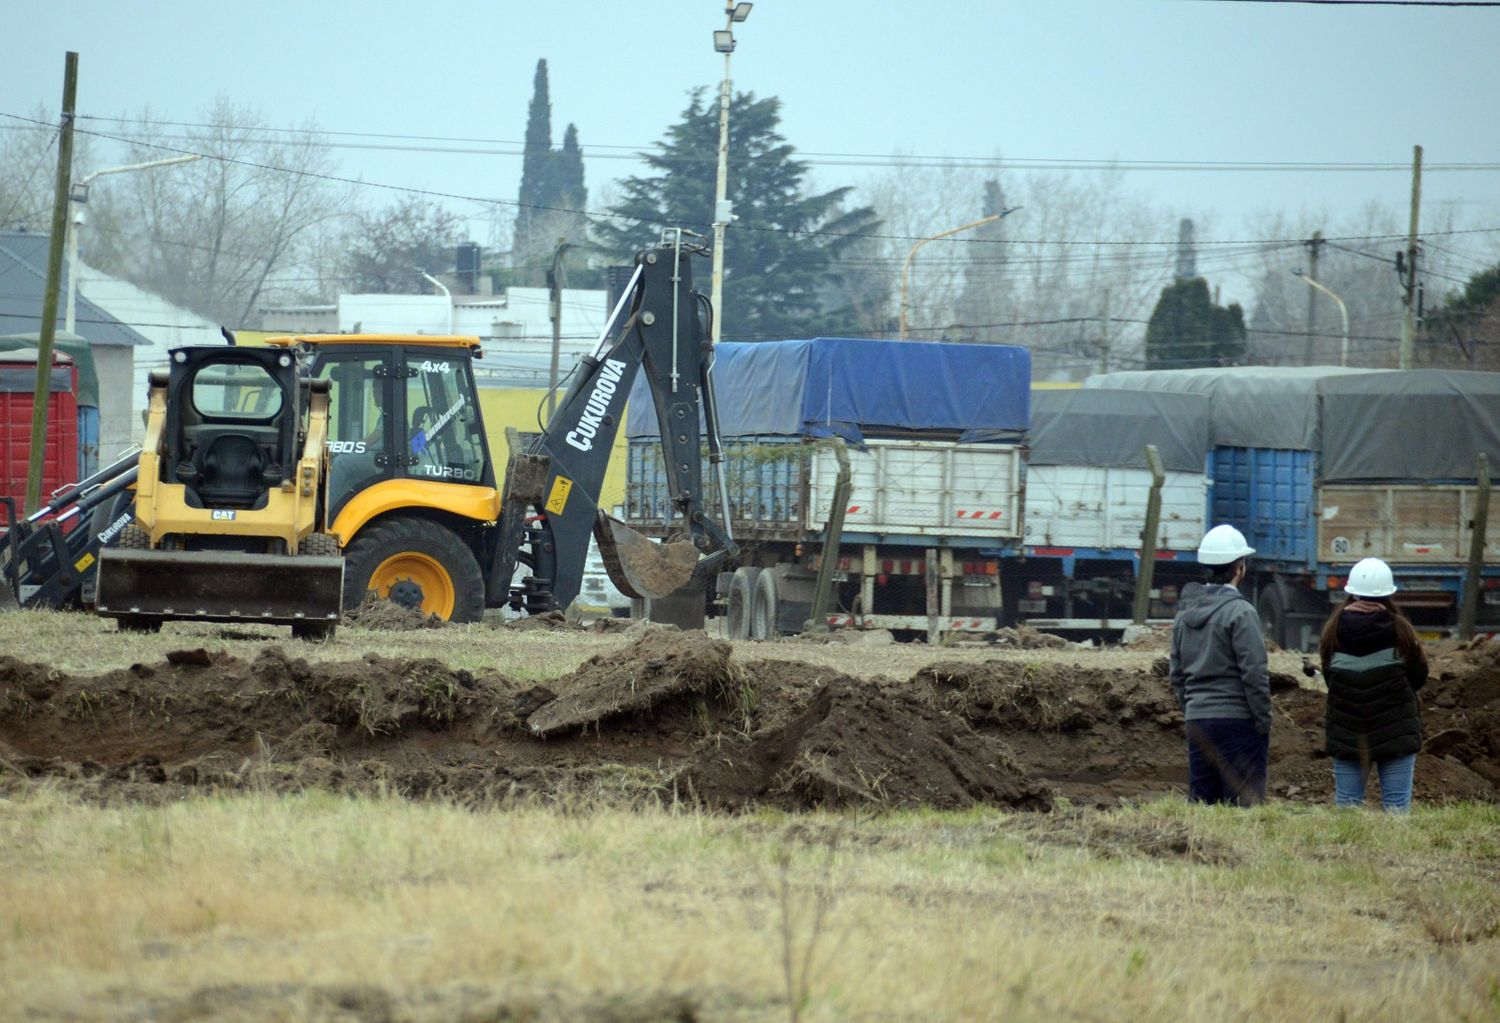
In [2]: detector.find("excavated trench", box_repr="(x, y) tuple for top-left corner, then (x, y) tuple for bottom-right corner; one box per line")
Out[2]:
(1, 629), (1497, 810)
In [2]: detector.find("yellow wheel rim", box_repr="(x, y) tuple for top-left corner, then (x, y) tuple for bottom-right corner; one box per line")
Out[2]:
(369, 552), (455, 620)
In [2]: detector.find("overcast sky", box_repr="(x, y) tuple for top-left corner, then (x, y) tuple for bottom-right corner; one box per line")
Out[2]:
(4, 0), (1498, 308)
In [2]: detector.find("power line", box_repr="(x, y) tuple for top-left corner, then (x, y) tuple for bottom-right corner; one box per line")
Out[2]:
(8, 111), (1500, 251)
(13, 115), (1494, 174)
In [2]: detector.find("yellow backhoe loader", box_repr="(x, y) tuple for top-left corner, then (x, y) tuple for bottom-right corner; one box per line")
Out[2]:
(96, 239), (736, 633)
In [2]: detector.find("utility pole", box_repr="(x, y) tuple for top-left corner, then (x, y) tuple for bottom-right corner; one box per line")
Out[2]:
(1399, 144), (1422, 370)
(547, 239), (568, 419)
(1304, 230), (1323, 366)
(25, 51), (78, 515)
(1098, 288), (1112, 373)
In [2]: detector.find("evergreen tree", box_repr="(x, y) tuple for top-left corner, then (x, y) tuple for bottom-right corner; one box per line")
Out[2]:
(511, 61), (590, 284)
(1145, 277), (1246, 369)
(595, 89), (880, 339)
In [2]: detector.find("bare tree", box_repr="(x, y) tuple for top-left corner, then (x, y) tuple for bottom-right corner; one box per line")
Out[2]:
(341, 195), (463, 294)
(86, 97), (351, 325)
(858, 159), (1176, 379)
(1243, 201), (1472, 369)
(0, 105), (96, 232)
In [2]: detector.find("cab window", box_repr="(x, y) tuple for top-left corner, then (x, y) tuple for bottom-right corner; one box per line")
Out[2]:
(190, 362), (282, 421)
(404, 355), (485, 485)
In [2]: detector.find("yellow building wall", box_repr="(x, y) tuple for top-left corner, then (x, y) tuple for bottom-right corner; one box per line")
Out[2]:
(476, 387), (630, 513)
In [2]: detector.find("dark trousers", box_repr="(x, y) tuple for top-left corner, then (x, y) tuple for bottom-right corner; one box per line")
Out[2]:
(1186, 718), (1269, 806)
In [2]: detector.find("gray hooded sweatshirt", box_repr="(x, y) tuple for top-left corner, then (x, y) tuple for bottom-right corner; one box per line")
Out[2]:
(1168, 582), (1272, 735)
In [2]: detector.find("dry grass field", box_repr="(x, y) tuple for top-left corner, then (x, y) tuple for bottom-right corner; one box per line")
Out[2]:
(1, 609), (1497, 1022)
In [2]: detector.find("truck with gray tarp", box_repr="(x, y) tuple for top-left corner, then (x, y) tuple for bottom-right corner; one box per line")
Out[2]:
(1017, 388), (1211, 633)
(623, 337), (1030, 640)
(1084, 367), (1500, 649)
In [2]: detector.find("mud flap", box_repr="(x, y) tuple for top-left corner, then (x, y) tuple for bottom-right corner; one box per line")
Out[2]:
(594, 512), (700, 600)
(96, 549), (344, 625)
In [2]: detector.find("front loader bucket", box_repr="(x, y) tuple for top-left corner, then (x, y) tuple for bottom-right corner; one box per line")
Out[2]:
(96, 549), (344, 626)
(594, 513), (699, 600)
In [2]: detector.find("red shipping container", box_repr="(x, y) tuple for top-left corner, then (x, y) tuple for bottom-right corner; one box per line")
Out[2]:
(0, 350), (79, 512)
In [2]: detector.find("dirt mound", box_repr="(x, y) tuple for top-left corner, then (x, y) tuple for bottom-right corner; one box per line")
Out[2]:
(501, 610), (582, 632)
(344, 597), (446, 631)
(676, 675), (1053, 812)
(527, 630), (734, 736)
(2, 633), (1496, 811)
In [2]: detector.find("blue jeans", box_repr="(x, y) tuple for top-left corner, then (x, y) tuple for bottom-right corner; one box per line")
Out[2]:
(1333, 754), (1417, 813)
(1186, 718), (1269, 807)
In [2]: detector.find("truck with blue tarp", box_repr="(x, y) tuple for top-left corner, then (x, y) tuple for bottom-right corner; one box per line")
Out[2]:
(623, 337), (1030, 639)
(1017, 387), (1212, 632)
(1085, 367), (1500, 649)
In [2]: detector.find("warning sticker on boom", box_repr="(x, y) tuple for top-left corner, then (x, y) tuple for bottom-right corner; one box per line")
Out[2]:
(545, 476), (573, 515)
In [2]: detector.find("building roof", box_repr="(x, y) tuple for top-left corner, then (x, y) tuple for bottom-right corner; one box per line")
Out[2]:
(0, 231), (149, 347)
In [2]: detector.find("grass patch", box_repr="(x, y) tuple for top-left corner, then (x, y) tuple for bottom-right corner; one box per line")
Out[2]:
(1, 791), (1496, 1021)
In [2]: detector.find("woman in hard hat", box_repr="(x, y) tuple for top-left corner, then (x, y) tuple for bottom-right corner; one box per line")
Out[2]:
(1169, 524), (1273, 806)
(1319, 557), (1429, 813)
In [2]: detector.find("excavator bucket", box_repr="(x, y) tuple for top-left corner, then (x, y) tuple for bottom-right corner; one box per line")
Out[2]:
(594, 512), (700, 600)
(95, 549), (344, 627)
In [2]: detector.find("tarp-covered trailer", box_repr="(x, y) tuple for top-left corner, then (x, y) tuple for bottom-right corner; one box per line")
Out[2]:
(1085, 367), (1500, 649)
(624, 337), (1030, 639)
(1019, 388), (1210, 632)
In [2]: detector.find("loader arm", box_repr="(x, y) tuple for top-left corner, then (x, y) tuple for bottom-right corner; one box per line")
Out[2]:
(491, 239), (736, 613)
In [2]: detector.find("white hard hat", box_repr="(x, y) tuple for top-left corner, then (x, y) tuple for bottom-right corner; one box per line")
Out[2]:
(1345, 557), (1397, 598)
(1197, 524), (1255, 565)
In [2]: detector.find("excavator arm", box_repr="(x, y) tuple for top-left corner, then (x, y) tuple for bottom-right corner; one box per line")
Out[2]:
(489, 236), (736, 614)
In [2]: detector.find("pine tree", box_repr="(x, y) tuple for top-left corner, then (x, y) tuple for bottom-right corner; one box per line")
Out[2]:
(595, 89), (879, 339)
(1145, 277), (1247, 369)
(954, 179), (1012, 340)
(511, 61), (591, 285)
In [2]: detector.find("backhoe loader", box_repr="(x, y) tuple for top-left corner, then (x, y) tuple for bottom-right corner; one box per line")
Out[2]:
(93, 237), (735, 631)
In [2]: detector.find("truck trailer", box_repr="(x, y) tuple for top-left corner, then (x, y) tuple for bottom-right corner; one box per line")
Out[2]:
(623, 337), (1030, 640)
(1085, 367), (1500, 649)
(1016, 387), (1212, 634)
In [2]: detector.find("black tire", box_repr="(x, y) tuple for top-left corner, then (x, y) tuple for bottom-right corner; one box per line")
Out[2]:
(342, 518), (484, 623)
(726, 566), (761, 641)
(293, 620), (337, 641)
(298, 533), (341, 558)
(117, 525), (150, 550)
(749, 569), (779, 641)
(1257, 585), (1288, 651)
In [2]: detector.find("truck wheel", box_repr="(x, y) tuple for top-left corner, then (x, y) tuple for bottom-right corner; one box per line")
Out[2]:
(749, 569), (780, 641)
(1257, 586), (1289, 651)
(727, 566), (761, 640)
(343, 518), (484, 623)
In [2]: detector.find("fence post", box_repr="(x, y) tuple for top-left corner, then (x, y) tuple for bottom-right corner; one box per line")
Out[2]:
(1459, 452), (1491, 642)
(1132, 444), (1165, 625)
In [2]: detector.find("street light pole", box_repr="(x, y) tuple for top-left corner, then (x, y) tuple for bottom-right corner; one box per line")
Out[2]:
(418, 270), (454, 335)
(1292, 269), (1350, 367)
(66, 154), (201, 335)
(710, 1), (751, 344)
(899, 209), (1016, 340)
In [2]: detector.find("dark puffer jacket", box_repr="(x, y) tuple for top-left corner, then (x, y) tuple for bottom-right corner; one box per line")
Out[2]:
(1322, 608), (1428, 761)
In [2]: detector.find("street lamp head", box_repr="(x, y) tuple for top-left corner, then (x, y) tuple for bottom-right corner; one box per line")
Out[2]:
(713, 29), (735, 52)
(730, 2), (752, 21)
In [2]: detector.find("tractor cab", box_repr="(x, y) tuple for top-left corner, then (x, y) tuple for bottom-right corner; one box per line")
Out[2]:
(161, 346), (302, 514)
(269, 335), (496, 522)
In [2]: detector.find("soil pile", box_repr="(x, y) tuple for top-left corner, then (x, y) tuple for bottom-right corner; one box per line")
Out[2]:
(344, 597), (446, 631)
(2, 633), (1496, 810)
(676, 675), (1053, 811)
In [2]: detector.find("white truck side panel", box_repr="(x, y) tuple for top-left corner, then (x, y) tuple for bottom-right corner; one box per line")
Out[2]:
(1023, 466), (1207, 551)
(805, 440), (1022, 540)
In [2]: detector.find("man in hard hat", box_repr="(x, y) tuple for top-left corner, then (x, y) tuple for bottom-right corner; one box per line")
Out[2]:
(1169, 524), (1272, 806)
